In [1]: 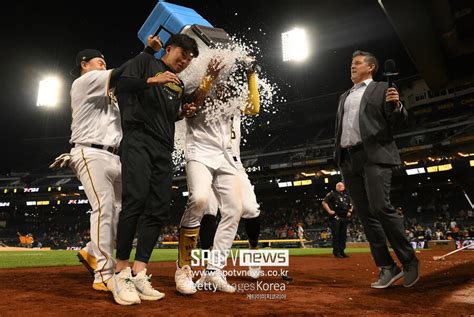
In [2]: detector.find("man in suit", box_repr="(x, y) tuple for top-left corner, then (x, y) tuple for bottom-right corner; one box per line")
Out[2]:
(333, 50), (419, 289)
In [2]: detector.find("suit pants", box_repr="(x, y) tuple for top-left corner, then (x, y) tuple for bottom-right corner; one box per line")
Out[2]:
(340, 149), (416, 267)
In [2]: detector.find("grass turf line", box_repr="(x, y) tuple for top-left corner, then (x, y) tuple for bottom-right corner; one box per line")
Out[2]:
(0, 248), (372, 269)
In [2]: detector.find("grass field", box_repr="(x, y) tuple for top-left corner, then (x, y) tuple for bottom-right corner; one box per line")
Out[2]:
(0, 248), (372, 269)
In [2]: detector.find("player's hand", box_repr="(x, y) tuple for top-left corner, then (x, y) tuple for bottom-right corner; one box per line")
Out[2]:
(147, 71), (181, 86)
(385, 87), (401, 110)
(181, 102), (197, 118)
(147, 35), (163, 52)
(49, 153), (71, 170)
(206, 56), (225, 78)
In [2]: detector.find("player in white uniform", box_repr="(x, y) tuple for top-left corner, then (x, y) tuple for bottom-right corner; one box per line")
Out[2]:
(174, 57), (262, 294)
(199, 72), (262, 280)
(67, 49), (123, 292)
(54, 38), (163, 296)
(174, 58), (245, 294)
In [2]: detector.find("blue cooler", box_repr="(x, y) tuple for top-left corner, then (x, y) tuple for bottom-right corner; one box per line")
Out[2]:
(138, 2), (231, 57)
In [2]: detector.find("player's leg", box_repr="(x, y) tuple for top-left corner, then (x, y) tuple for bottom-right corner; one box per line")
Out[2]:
(204, 160), (242, 293)
(175, 160), (214, 294)
(129, 142), (171, 301)
(115, 130), (152, 272)
(200, 190), (219, 251)
(111, 164), (122, 252)
(109, 130), (152, 305)
(70, 147), (118, 289)
(70, 149), (97, 276)
(239, 167), (262, 279)
(239, 167), (260, 249)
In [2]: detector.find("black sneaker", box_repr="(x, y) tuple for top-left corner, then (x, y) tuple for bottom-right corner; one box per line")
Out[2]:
(403, 258), (420, 288)
(342, 253), (349, 258)
(370, 264), (404, 289)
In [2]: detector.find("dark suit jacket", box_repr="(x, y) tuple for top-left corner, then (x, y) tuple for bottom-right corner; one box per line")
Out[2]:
(334, 81), (408, 167)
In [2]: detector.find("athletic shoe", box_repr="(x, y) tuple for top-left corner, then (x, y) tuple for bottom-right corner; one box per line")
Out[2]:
(248, 266), (262, 279)
(77, 248), (96, 277)
(194, 272), (215, 291)
(200, 269), (236, 293)
(107, 267), (141, 305)
(175, 262), (197, 295)
(133, 268), (165, 301)
(403, 258), (420, 288)
(92, 278), (109, 292)
(370, 264), (404, 289)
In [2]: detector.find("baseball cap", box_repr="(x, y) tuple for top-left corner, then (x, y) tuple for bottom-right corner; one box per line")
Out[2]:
(70, 49), (105, 77)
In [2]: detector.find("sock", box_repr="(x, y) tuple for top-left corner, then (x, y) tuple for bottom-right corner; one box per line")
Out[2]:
(244, 216), (261, 249)
(178, 226), (200, 268)
(199, 214), (217, 250)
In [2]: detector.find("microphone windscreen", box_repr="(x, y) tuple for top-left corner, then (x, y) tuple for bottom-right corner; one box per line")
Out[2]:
(384, 59), (396, 73)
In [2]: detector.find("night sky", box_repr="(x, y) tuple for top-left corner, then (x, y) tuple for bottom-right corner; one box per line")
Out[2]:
(0, 0), (417, 173)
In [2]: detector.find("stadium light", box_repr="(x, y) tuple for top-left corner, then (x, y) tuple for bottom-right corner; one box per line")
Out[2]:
(282, 28), (309, 62)
(37, 76), (61, 107)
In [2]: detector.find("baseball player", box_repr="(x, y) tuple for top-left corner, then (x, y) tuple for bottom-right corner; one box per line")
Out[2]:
(198, 61), (262, 280)
(108, 34), (199, 306)
(173, 56), (243, 294)
(297, 223), (305, 248)
(175, 57), (261, 294)
(66, 48), (124, 294)
(53, 36), (167, 302)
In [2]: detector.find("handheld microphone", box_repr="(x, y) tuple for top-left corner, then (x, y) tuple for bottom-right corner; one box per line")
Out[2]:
(383, 59), (398, 88)
(383, 59), (399, 111)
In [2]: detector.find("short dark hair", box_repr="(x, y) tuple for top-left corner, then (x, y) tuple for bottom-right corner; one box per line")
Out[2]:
(352, 50), (378, 75)
(164, 34), (199, 57)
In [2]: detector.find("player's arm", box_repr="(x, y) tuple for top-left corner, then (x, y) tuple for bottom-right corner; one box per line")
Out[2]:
(187, 57), (225, 108)
(242, 57), (260, 115)
(114, 35), (176, 94)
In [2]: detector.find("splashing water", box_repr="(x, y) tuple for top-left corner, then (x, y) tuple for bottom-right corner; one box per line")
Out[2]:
(172, 35), (285, 170)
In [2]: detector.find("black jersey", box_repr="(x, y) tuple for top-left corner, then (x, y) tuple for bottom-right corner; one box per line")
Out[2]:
(117, 51), (184, 151)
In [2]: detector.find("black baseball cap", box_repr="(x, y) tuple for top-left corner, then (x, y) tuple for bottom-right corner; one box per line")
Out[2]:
(70, 49), (105, 77)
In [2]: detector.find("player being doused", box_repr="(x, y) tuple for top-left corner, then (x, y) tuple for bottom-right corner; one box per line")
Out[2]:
(175, 52), (262, 295)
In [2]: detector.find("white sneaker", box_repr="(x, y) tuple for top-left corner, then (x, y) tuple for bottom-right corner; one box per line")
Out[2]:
(107, 267), (141, 305)
(201, 269), (236, 293)
(194, 271), (216, 291)
(175, 262), (197, 295)
(194, 273), (206, 288)
(248, 266), (262, 280)
(133, 268), (165, 301)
